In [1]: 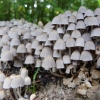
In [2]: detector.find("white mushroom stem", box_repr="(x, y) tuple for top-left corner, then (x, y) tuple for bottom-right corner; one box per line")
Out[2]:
(17, 87), (22, 98)
(4, 89), (8, 100)
(8, 89), (14, 100)
(13, 88), (18, 100)
(24, 85), (28, 97)
(69, 47), (71, 56)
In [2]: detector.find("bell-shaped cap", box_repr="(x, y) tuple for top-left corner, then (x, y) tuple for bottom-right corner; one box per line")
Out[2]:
(78, 6), (86, 14)
(71, 30), (81, 39)
(23, 32), (32, 39)
(65, 10), (71, 17)
(36, 33), (47, 42)
(76, 13), (84, 20)
(35, 45), (43, 55)
(86, 17), (99, 26)
(17, 44), (26, 53)
(63, 55), (71, 64)
(1, 50), (13, 61)
(0, 71), (6, 82)
(9, 30), (19, 38)
(20, 68), (28, 79)
(91, 28), (100, 38)
(82, 33), (91, 42)
(97, 15), (100, 24)
(54, 39), (66, 50)
(0, 29), (6, 36)
(84, 41), (95, 50)
(71, 50), (80, 60)
(52, 16), (60, 24)
(1, 34), (10, 43)
(67, 23), (76, 31)
(80, 51), (93, 61)
(72, 11), (77, 17)
(45, 40), (52, 46)
(40, 47), (52, 58)
(10, 38), (20, 46)
(57, 27), (64, 34)
(56, 58), (64, 69)
(48, 30), (60, 41)
(10, 47), (17, 57)
(84, 9), (94, 17)
(3, 77), (11, 89)
(75, 37), (84, 47)
(31, 39), (40, 49)
(0, 90), (5, 100)
(69, 15), (77, 23)
(35, 59), (42, 67)
(42, 55), (55, 69)
(2, 44), (10, 53)
(94, 8), (100, 16)
(14, 58), (23, 67)
(59, 17), (69, 25)
(63, 33), (70, 42)
(53, 50), (61, 58)
(76, 21), (86, 29)
(25, 55), (35, 64)
(25, 76), (31, 86)
(66, 37), (75, 47)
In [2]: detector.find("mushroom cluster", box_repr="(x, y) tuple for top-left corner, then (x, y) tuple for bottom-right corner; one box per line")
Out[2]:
(0, 6), (100, 99)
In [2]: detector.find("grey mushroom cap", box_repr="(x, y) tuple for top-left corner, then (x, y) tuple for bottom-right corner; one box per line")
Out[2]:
(67, 23), (76, 31)
(63, 33), (70, 42)
(63, 55), (71, 64)
(76, 13), (84, 20)
(69, 15), (77, 23)
(42, 55), (56, 69)
(80, 51), (93, 61)
(76, 21), (86, 29)
(25, 55), (35, 64)
(31, 39), (40, 49)
(94, 8), (100, 16)
(78, 6), (86, 14)
(66, 37), (75, 47)
(84, 41), (95, 50)
(53, 50), (61, 58)
(71, 30), (81, 39)
(52, 16), (60, 25)
(56, 58), (64, 69)
(17, 44), (26, 53)
(10, 38), (20, 46)
(71, 50), (80, 60)
(91, 28), (100, 38)
(54, 39), (66, 50)
(82, 33), (91, 42)
(84, 9), (94, 17)
(75, 37), (84, 47)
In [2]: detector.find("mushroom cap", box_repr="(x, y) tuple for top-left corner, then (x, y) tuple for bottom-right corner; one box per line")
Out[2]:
(80, 51), (93, 61)
(3, 77), (11, 89)
(25, 55), (35, 64)
(31, 39), (40, 49)
(69, 15), (77, 23)
(40, 47), (52, 58)
(10, 47), (17, 57)
(1, 34), (10, 42)
(17, 44), (26, 53)
(0, 90), (5, 99)
(75, 37), (84, 47)
(76, 13), (84, 20)
(84, 9), (94, 17)
(71, 50), (80, 60)
(63, 33), (70, 42)
(42, 55), (55, 69)
(82, 33), (91, 42)
(54, 39), (66, 50)
(91, 28), (100, 38)
(35, 45), (43, 55)
(35, 59), (42, 67)
(65, 10), (71, 17)
(1, 50), (13, 61)
(66, 64), (74, 74)
(2, 44), (10, 52)
(63, 55), (71, 64)
(78, 6), (86, 14)
(45, 40), (52, 46)
(53, 50), (61, 58)
(0, 71), (6, 82)
(84, 41), (95, 50)
(97, 15), (100, 24)
(36, 33), (47, 42)
(52, 16), (60, 24)
(59, 17), (69, 25)
(25, 76), (31, 85)
(76, 21), (86, 29)
(10, 38), (20, 46)
(71, 30), (81, 39)
(0, 29), (6, 36)
(56, 58), (64, 69)
(8, 30), (19, 38)
(14, 58), (23, 67)
(66, 37), (75, 47)
(57, 27), (64, 34)
(86, 17), (99, 26)
(72, 11), (77, 17)
(94, 8), (100, 16)
(48, 30), (60, 41)
(67, 23), (76, 31)
(23, 32), (32, 39)
(20, 68), (28, 79)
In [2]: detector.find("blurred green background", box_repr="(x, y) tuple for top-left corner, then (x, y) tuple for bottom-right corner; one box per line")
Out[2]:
(0, 0), (100, 24)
